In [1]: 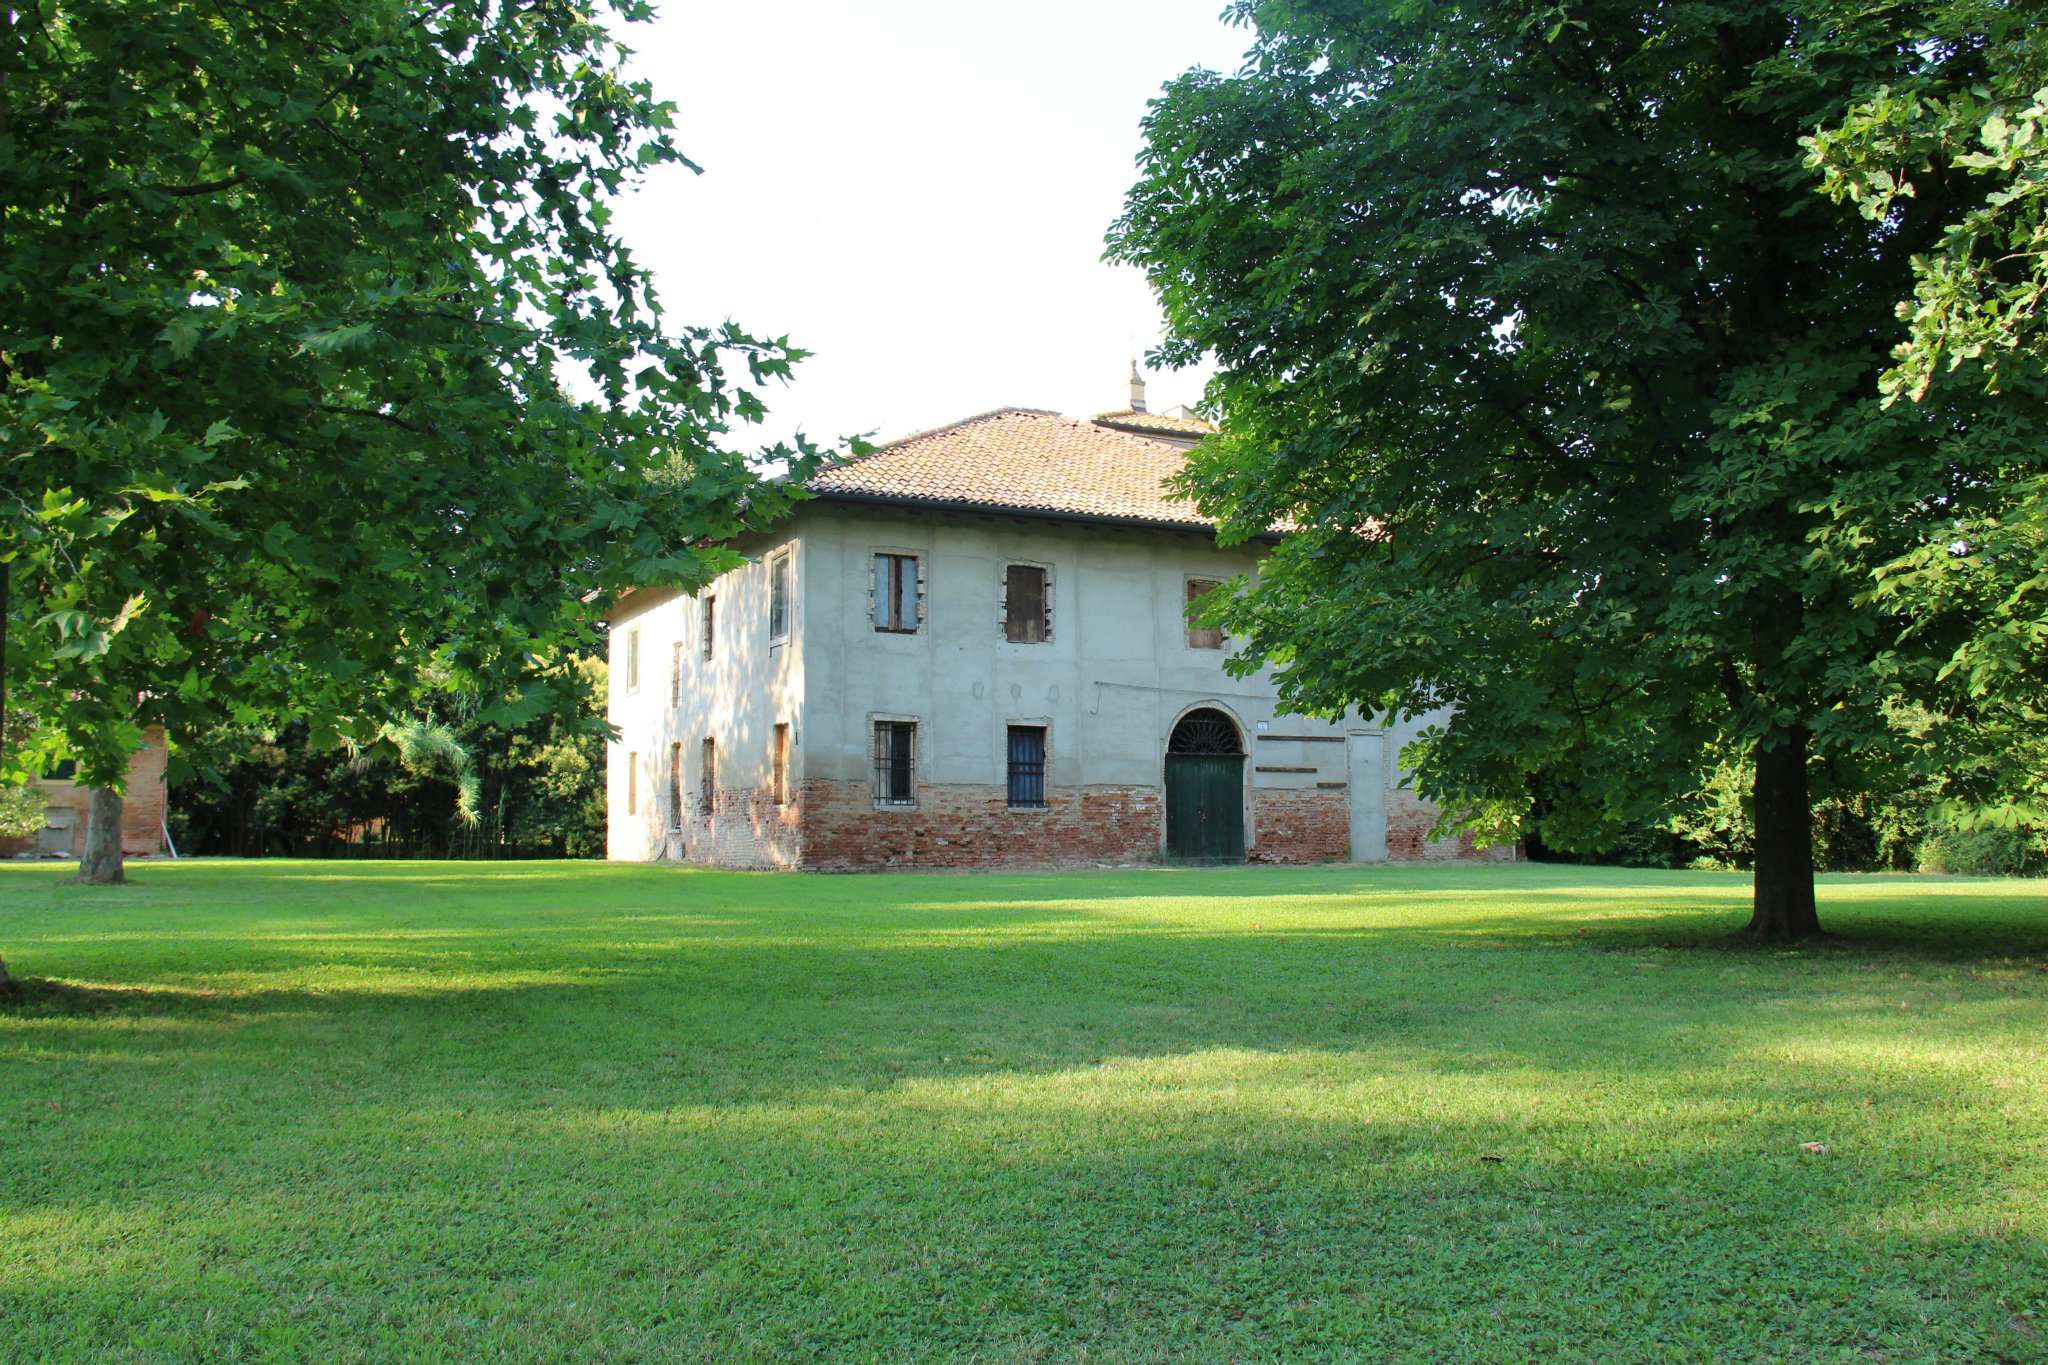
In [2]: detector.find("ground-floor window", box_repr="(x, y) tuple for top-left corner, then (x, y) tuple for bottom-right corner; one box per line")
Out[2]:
(669, 742), (683, 829)
(1006, 726), (1047, 808)
(772, 723), (790, 805)
(872, 720), (916, 805)
(700, 737), (717, 815)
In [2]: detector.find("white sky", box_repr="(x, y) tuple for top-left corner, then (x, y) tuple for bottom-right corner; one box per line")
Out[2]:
(612, 1), (1251, 453)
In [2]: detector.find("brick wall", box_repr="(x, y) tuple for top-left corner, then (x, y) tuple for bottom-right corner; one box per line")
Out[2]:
(666, 784), (803, 870)
(2, 727), (166, 858)
(1386, 787), (1518, 863)
(1249, 788), (1349, 864)
(656, 775), (1512, 872)
(799, 780), (1163, 872)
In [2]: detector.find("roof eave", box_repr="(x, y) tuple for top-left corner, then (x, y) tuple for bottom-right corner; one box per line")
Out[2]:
(807, 488), (1281, 543)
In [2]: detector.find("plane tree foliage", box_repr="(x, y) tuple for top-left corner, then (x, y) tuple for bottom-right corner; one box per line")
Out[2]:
(0, 0), (815, 893)
(1111, 0), (2047, 938)
(1806, 6), (2048, 826)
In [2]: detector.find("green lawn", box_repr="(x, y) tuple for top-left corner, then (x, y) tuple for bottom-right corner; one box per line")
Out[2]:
(1, 861), (2044, 1363)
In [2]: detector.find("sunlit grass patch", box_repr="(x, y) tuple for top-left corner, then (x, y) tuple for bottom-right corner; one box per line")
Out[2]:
(1, 859), (2044, 1362)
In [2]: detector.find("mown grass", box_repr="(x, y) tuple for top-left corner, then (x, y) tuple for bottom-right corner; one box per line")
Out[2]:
(1, 859), (2044, 1363)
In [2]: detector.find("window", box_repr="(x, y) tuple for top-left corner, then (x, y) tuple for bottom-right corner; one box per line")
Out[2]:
(669, 742), (684, 829)
(700, 737), (716, 815)
(871, 720), (916, 805)
(1007, 726), (1047, 808)
(1003, 564), (1049, 644)
(772, 723), (790, 805)
(701, 595), (716, 658)
(1185, 578), (1226, 650)
(42, 759), (78, 782)
(872, 553), (920, 633)
(769, 552), (790, 640)
(625, 627), (642, 691)
(670, 640), (683, 706)
(626, 751), (638, 815)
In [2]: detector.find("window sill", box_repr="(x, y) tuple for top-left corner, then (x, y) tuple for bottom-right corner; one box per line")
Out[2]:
(873, 626), (920, 636)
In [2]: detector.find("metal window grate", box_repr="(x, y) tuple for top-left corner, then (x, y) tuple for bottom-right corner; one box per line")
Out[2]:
(1168, 708), (1242, 755)
(872, 721), (915, 804)
(1007, 726), (1046, 808)
(701, 596), (716, 658)
(700, 737), (716, 815)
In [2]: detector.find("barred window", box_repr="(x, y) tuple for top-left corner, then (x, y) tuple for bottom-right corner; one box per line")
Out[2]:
(872, 553), (919, 632)
(1007, 726), (1047, 809)
(769, 553), (790, 640)
(1003, 564), (1048, 643)
(701, 595), (717, 658)
(670, 640), (683, 706)
(872, 721), (915, 805)
(700, 737), (716, 815)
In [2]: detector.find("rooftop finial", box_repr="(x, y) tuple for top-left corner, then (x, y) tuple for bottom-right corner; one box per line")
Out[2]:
(1128, 358), (1147, 414)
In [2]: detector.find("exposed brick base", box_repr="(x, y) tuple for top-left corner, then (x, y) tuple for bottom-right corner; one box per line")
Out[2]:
(1387, 789), (1518, 863)
(800, 781), (1163, 872)
(655, 777), (1513, 872)
(664, 784), (803, 870)
(1249, 788), (1349, 864)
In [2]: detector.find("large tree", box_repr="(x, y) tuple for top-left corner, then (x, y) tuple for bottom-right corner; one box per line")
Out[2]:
(2, 0), (814, 893)
(1111, 0), (2046, 938)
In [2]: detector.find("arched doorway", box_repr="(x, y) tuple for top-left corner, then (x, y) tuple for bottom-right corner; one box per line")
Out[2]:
(1165, 707), (1245, 863)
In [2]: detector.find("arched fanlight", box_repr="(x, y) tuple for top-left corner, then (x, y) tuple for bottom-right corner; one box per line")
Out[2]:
(1168, 708), (1243, 756)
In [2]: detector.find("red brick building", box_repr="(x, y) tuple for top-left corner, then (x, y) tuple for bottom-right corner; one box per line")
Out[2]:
(2, 727), (169, 859)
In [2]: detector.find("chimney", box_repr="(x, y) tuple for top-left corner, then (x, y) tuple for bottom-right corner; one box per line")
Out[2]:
(1128, 359), (1147, 413)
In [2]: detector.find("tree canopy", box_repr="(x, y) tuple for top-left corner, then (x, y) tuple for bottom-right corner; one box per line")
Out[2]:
(1, 0), (816, 887)
(1110, 0), (2047, 938)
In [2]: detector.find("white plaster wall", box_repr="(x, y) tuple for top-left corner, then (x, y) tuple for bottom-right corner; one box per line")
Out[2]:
(606, 503), (1476, 864)
(796, 504), (1412, 855)
(606, 531), (804, 860)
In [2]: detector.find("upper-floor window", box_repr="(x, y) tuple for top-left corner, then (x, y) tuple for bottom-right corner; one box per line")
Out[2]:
(625, 627), (642, 691)
(769, 552), (791, 641)
(701, 595), (716, 659)
(872, 720), (916, 805)
(872, 553), (920, 633)
(1002, 564), (1050, 644)
(670, 640), (683, 706)
(1185, 578), (1226, 650)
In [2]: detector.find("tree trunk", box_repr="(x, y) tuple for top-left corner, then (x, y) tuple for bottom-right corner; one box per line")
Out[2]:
(1745, 725), (1821, 941)
(0, 950), (12, 993)
(74, 786), (126, 885)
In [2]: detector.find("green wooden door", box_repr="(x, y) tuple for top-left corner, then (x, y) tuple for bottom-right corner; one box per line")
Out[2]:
(1165, 754), (1246, 862)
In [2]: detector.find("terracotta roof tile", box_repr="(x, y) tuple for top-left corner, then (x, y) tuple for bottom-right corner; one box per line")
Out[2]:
(806, 407), (1214, 529)
(1091, 408), (1215, 437)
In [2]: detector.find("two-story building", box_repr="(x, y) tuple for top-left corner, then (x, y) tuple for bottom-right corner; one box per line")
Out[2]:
(605, 397), (1510, 870)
